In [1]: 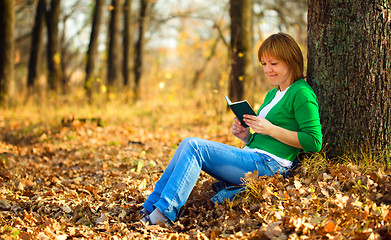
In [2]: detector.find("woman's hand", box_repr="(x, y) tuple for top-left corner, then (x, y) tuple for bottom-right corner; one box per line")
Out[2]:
(243, 114), (302, 149)
(232, 117), (251, 143)
(243, 115), (275, 136)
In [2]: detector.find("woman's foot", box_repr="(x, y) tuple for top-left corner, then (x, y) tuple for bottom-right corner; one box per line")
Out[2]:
(140, 208), (169, 225)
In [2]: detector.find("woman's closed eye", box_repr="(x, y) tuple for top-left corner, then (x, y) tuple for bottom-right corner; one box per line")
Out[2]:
(261, 61), (279, 66)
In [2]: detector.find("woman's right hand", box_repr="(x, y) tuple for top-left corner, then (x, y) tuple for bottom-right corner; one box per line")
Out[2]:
(232, 117), (251, 143)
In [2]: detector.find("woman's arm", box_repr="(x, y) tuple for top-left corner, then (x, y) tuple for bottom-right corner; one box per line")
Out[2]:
(243, 115), (302, 149)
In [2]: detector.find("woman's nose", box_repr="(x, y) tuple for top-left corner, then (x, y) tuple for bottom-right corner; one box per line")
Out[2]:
(263, 65), (272, 73)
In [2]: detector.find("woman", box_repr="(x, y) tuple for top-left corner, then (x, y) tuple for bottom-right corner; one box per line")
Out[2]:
(140, 32), (322, 225)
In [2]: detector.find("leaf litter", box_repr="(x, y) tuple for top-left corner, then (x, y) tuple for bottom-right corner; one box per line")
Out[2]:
(0, 117), (390, 239)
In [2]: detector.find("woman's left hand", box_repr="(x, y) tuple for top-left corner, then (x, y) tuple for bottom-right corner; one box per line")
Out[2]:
(243, 114), (275, 136)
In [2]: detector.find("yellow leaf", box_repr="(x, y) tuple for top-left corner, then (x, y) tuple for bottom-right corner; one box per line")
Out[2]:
(138, 179), (147, 190)
(53, 53), (61, 65)
(136, 159), (144, 173)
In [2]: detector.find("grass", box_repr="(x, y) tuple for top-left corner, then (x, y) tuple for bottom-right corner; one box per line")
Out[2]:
(2, 89), (390, 177)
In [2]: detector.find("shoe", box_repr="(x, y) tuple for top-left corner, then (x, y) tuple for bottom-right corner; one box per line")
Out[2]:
(140, 215), (152, 225)
(138, 208), (150, 217)
(140, 214), (173, 226)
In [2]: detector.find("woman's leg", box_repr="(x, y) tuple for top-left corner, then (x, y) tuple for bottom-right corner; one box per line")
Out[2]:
(142, 138), (194, 213)
(149, 137), (288, 221)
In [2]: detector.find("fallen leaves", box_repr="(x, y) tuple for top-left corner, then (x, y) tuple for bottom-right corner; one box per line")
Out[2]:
(0, 116), (390, 239)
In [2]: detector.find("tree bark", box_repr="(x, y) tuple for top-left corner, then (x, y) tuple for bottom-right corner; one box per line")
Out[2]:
(46, 0), (62, 92)
(133, 0), (151, 100)
(107, 0), (123, 90)
(0, 0), (15, 105)
(307, 0), (391, 156)
(229, 0), (253, 102)
(27, 0), (46, 91)
(123, 0), (133, 87)
(85, 0), (104, 97)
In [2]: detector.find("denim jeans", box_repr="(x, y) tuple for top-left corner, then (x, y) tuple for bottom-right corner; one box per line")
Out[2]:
(142, 137), (289, 221)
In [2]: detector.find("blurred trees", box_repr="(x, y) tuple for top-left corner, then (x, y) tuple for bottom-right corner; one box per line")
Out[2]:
(107, 0), (123, 90)
(46, 0), (62, 92)
(85, 0), (104, 98)
(133, 0), (152, 100)
(123, 0), (134, 88)
(253, 0), (307, 44)
(2, 0), (308, 105)
(307, 0), (391, 156)
(27, 0), (46, 92)
(0, 0), (15, 106)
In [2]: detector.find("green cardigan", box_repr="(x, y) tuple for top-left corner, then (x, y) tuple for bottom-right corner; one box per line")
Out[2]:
(246, 79), (322, 162)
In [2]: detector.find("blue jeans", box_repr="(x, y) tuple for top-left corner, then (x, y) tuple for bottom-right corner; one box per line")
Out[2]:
(142, 137), (289, 221)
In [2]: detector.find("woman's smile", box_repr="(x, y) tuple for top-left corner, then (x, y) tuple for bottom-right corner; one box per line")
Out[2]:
(261, 56), (292, 91)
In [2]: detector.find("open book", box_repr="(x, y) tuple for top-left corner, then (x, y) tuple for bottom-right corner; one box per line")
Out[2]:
(225, 96), (256, 128)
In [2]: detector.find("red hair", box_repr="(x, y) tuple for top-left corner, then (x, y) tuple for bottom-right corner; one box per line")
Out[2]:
(258, 32), (304, 84)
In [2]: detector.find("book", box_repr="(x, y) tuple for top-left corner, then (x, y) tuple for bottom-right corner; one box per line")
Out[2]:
(225, 96), (256, 128)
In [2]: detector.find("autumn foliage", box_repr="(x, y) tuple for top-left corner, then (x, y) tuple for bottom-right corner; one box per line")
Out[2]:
(0, 99), (390, 239)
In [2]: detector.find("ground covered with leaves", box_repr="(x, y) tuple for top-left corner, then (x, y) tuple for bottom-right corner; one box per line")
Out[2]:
(0, 105), (390, 239)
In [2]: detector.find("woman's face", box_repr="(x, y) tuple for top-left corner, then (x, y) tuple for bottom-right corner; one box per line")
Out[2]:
(260, 55), (292, 91)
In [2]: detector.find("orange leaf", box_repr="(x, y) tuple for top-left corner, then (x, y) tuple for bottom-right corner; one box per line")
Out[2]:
(322, 221), (336, 233)
(385, 210), (391, 221)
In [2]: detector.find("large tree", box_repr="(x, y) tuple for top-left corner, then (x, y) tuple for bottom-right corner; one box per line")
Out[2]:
(123, 0), (133, 88)
(27, 0), (46, 91)
(307, 0), (391, 156)
(107, 0), (123, 90)
(85, 0), (104, 97)
(229, 0), (253, 102)
(0, 0), (15, 106)
(46, 0), (62, 92)
(133, 0), (151, 100)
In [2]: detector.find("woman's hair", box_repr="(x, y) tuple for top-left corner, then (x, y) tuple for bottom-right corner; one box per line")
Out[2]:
(258, 32), (304, 84)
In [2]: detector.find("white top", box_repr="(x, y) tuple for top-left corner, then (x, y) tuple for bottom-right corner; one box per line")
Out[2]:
(243, 86), (293, 168)
(258, 87), (289, 118)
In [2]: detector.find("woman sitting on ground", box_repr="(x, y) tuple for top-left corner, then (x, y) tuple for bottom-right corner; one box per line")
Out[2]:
(139, 32), (323, 225)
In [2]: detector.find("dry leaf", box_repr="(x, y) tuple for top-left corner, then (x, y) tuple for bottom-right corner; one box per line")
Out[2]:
(244, 170), (260, 182)
(322, 221), (336, 233)
(265, 221), (287, 240)
(96, 213), (109, 224)
(115, 182), (127, 190)
(36, 232), (50, 240)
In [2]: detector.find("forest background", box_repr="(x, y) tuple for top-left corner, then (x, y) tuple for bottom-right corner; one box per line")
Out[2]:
(0, 0), (390, 239)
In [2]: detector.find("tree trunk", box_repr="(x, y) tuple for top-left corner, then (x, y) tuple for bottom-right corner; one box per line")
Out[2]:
(46, 0), (62, 92)
(27, 0), (46, 91)
(107, 0), (123, 90)
(0, 0), (14, 106)
(133, 0), (151, 100)
(228, 0), (253, 102)
(192, 35), (220, 88)
(85, 0), (104, 97)
(307, 0), (391, 156)
(123, 0), (133, 87)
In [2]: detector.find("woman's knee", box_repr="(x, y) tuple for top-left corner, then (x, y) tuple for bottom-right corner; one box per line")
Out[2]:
(179, 137), (209, 159)
(180, 137), (203, 149)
